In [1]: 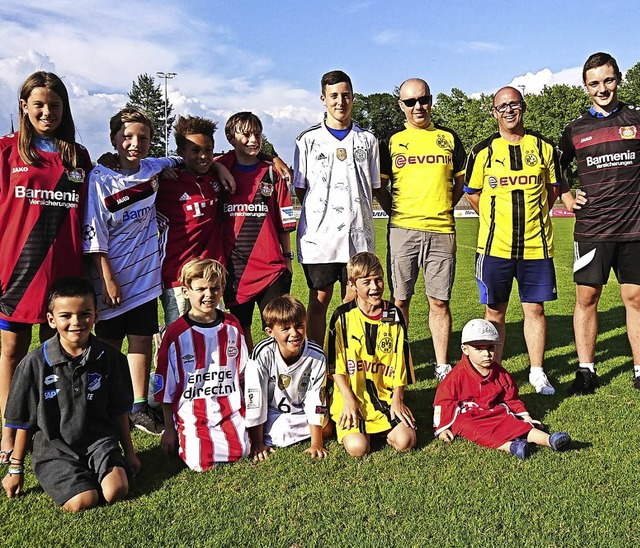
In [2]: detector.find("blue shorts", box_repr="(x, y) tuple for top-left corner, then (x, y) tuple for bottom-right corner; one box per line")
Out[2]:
(475, 254), (557, 305)
(0, 318), (33, 333)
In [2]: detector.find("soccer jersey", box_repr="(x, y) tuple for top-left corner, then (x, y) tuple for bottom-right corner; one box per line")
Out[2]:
(215, 153), (295, 306)
(380, 123), (466, 233)
(433, 354), (532, 449)
(0, 133), (91, 323)
(156, 170), (222, 288)
(293, 122), (381, 264)
(558, 103), (640, 242)
(327, 300), (414, 437)
(465, 131), (561, 260)
(245, 337), (327, 447)
(154, 312), (250, 471)
(82, 157), (181, 320)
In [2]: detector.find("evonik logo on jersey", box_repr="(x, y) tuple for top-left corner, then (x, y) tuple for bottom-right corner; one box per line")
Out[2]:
(14, 186), (80, 208)
(394, 153), (452, 169)
(488, 174), (544, 188)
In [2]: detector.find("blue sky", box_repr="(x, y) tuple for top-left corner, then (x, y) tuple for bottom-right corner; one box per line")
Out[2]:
(1, 0), (639, 163)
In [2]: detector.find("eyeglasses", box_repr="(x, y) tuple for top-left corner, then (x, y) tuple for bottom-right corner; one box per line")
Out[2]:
(493, 101), (524, 114)
(400, 95), (432, 108)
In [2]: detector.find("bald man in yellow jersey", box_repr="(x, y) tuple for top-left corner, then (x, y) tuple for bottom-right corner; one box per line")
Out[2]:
(378, 79), (466, 381)
(465, 86), (561, 395)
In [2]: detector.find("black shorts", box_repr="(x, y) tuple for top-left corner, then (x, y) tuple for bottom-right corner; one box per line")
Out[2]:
(229, 269), (292, 327)
(95, 299), (159, 340)
(302, 263), (348, 291)
(573, 241), (640, 285)
(32, 434), (127, 506)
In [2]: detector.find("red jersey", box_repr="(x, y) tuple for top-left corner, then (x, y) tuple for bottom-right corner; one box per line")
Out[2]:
(0, 133), (91, 323)
(215, 152), (295, 306)
(433, 355), (532, 448)
(156, 170), (223, 288)
(154, 311), (250, 470)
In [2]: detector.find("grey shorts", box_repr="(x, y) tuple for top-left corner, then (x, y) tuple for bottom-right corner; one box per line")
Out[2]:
(388, 227), (456, 301)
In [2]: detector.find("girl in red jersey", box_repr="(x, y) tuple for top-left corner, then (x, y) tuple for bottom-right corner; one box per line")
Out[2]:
(0, 72), (91, 463)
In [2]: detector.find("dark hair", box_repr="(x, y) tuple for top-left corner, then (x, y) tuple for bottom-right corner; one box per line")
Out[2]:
(109, 107), (154, 143)
(173, 115), (217, 151)
(18, 71), (78, 169)
(48, 277), (97, 312)
(262, 295), (306, 328)
(321, 70), (353, 94)
(224, 112), (263, 145)
(582, 52), (622, 83)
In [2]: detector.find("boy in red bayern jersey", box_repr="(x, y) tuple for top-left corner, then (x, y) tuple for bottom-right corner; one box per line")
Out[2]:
(154, 258), (250, 471)
(434, 319), (572, 460)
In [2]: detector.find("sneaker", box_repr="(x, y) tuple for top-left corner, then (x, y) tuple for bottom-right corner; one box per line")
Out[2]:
(509, 439), (530, 461)
(435, 364), (452, 382)
(130, 404), (164, 435)
(633, 376), (640, 390)
(570, 367), (600, 395)
(529, 369), (555, 395)
(549, 432), (571, 452)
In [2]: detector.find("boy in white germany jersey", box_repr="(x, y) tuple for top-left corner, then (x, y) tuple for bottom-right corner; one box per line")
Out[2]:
(245, 295), (328, 460)
(154, 258), (250, 471)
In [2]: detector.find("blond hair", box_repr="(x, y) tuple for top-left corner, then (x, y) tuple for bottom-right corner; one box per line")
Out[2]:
(179, 258), (227, 289)
(262, 295), (306, 328)
(347, 252), (384, 282)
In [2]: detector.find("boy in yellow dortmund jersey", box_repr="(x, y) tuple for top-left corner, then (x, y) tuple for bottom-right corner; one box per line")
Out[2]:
(326, 252), (416, 457)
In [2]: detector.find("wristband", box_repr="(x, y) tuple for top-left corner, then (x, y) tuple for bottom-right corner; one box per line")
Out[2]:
(8, 466), (24, 475)
(282, 251), (294, 259)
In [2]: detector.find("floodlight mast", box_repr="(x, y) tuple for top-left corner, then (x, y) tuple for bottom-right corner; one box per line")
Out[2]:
(156, 71), (177, 156)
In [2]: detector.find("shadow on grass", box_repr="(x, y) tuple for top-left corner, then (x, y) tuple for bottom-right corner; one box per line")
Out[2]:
(128, 444), (185, 499)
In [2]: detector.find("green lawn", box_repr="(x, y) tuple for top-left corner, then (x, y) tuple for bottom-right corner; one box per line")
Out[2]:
(2, 218), (639, 547)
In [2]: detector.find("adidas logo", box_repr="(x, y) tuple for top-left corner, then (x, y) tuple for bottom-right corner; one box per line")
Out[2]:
(316, 153), (327, 160)
(179, 192), (190, 202)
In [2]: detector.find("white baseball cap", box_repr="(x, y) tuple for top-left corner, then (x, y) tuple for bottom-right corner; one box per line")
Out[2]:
(461, 319), (501, 345)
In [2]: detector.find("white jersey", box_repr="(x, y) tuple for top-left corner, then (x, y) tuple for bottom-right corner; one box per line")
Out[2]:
(82, 157), (181, 319)
(245, 337), (328, 447)
(293, 122), (381, 264)
(154, 312), (250, 471)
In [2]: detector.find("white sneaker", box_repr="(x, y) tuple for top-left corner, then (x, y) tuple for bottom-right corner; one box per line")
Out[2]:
(435, 364), (452, 382)
(529, 369), (555, 395)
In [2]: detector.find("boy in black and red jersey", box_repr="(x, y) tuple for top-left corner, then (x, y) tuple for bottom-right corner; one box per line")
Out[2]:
(558, 52), (640, 393)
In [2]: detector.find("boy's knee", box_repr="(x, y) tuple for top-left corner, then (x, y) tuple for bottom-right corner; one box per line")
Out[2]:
(388, 425), (416, 452)
(343, 434), (369, 457)
(101, 467), (129, 504)
(63, 489), (100, 512)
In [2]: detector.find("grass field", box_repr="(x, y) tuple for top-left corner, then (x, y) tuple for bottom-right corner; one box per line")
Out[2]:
(2, 218), (639, 547)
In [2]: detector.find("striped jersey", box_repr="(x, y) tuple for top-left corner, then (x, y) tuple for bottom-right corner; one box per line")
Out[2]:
(380, 122), (466, 233)
(465, 131), (561, 260)
(558, 103), (640, 242)
(245, 337), (328, 447)
(82, 157), (181, 319)
(293, 122), (381, 263)
(154, 312), (250, 471)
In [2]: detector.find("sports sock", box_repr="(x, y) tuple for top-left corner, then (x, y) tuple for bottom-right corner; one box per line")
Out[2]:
(634, 365), (640, 377)
(131, 398), (147, 414)
(579, 362), (595, 373)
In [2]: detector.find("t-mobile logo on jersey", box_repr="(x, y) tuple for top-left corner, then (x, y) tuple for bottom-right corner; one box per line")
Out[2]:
(185, 199), (215, 217)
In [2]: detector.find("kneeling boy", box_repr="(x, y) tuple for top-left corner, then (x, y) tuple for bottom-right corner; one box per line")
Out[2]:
(2, 277), (139, 512)
(245, 295), (328, 460)
(154, 258), (250, 471)
(433, 319), (571, 460)
(327, 252), (416, 457)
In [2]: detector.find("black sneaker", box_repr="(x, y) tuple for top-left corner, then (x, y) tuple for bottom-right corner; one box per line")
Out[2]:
(633, 376), (640, 390)
(570, 368), (600, 395)
(130, 405), (164, 435)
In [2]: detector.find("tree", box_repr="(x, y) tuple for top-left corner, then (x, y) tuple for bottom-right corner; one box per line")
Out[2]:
(351, 91), (405, 139)
(126, 73), (175, 158)
(619, 61), (640, 105)
(260, 134), (277, 157)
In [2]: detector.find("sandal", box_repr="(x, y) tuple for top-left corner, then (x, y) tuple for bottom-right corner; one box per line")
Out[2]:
(0, 449), (13, 465)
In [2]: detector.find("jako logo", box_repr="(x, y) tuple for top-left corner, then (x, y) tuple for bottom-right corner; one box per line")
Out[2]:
(12, 167), (29, 173)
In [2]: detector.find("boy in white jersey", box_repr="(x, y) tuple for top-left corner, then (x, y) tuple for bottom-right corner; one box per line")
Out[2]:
(245, 295), (328, 460)
(154, 258), (250, 471)
(293, 70), (383, 346)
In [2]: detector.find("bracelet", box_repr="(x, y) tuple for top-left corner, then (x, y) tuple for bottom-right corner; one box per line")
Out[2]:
(8, 466), (24, 475)
(282, 251), (294, 259)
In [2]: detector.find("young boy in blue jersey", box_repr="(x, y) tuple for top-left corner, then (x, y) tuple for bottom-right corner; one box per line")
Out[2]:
(2, 277), (139, 512)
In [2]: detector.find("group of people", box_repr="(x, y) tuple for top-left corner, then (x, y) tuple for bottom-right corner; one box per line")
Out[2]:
(0, 50), (637, 511)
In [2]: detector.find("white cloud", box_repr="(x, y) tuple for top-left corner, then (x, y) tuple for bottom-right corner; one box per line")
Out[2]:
(508, 67), (583, 94)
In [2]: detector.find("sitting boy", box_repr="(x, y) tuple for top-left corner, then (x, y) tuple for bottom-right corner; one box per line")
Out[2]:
(2, 277), (139, 512)
(327, 252), (416, 457)
(245, 295), (328, 460)
(433, 319), (572, 460)
(154, 258), (250, 471)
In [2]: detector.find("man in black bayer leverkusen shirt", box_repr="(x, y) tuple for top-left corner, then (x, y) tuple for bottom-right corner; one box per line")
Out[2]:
(558, 52), (640, 393)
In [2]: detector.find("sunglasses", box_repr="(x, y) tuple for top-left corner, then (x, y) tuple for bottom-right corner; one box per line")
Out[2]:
(400, 95), (432, 108)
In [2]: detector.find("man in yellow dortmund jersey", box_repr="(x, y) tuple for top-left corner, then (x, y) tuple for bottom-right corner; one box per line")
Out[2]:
(378, 78), (466, 382)
(464, 86), (561, 395)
